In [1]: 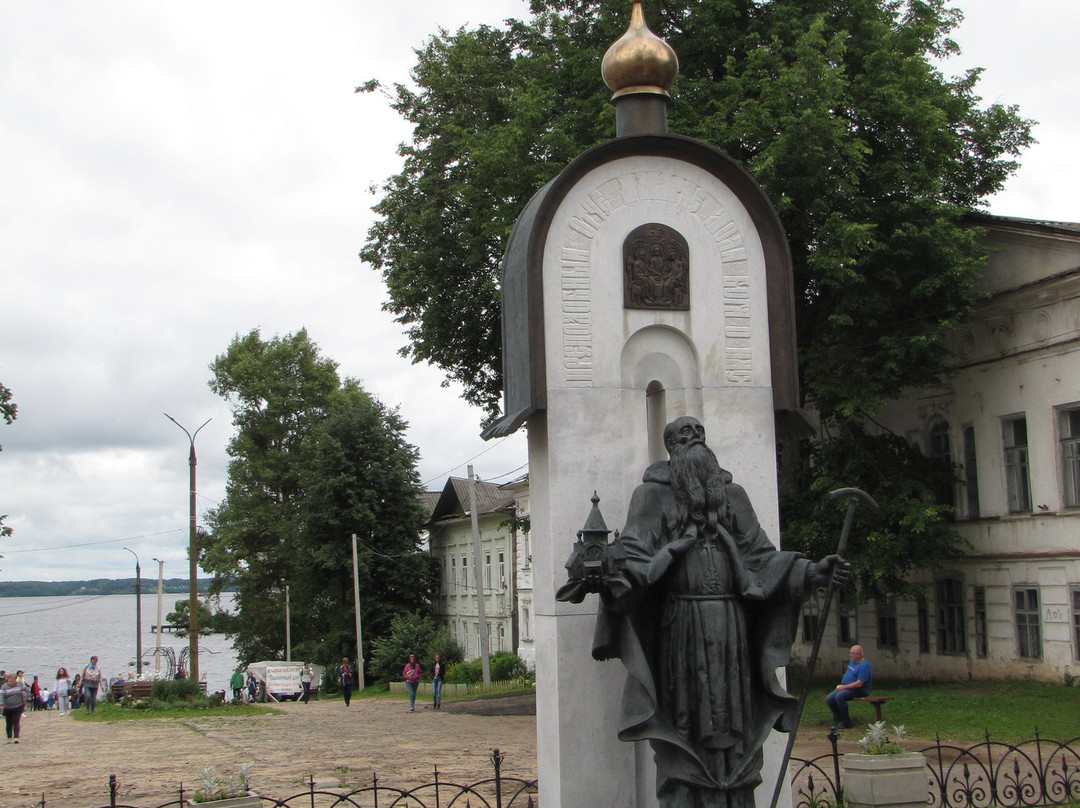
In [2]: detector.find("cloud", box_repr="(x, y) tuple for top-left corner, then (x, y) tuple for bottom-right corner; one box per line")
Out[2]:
(0, 0), (1073, 580)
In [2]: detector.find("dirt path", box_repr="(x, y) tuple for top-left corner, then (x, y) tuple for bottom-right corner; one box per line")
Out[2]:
(0, 694), (868, 807)
(0, 695), (538, 807)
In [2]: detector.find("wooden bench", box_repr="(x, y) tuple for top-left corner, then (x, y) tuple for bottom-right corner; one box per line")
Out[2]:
(853, 695), (894, 722)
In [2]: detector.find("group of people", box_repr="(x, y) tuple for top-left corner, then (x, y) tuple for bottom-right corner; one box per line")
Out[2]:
(333, 652), (445, 712)
(401, 652), (444, 712)
(0, 654), (106, 743)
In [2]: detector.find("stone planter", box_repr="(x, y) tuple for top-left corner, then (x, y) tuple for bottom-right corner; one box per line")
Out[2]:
(842, 752), (928, 808)
(186, 795), (261, 808)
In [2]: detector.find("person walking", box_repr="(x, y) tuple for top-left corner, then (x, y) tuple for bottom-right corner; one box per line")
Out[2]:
(1, 672), (29, 743)
(430, 653), (445, 710)
(402, 654), (422, 712)
(54, 668), (71, 716)
(229, 668), (245, 703)
(826, 644), (873, 730)
(81, 655), (103, 714)
(29, 676), (41, 712)
(300, 663), (314, 704)
(247, 672), (258, 704)
(338, 658), (354, 707)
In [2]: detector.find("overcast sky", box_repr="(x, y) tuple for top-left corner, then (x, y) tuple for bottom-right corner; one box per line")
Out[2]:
(2, 1), (1077, 582)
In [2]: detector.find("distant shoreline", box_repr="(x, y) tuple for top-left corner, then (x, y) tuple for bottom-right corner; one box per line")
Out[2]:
(0, 580), (237, 597)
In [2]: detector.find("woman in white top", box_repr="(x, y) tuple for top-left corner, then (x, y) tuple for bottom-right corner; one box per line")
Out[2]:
(54, 667), (71, 715)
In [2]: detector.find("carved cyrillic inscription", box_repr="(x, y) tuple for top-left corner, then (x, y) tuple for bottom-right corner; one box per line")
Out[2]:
(624, 224), (689, 310)
(556, 167), (755, 388)
(562, 247), (593, 387)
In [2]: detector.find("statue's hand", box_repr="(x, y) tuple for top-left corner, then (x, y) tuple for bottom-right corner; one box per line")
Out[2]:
(809, 554), (849, 588)
(666, 535), (698, 556)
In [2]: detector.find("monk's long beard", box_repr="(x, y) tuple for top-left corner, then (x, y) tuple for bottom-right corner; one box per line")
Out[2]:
(669, 441), (727, 535)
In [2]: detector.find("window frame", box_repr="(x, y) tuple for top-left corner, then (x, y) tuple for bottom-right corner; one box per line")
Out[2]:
(836, 588), (857, 646)
(1013, 586), (1042, 659)
(928, 418), (954, 507)
(962, 424), (980, 518)
(1003, 416), (1032, 514)
(973, 585), (988, 659)
(876, 596), (899, 650)
(1059, 406), (1080, 508)
(936, 575), (967, 655)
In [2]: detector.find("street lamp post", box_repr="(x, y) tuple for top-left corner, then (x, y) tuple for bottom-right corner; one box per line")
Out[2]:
(122, 547), (142, 677)
(164, 413), (211, 685)
(152, 557), (165, 678)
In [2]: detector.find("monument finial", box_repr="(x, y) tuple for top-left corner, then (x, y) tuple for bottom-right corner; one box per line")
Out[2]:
(601, 1), (679, 100)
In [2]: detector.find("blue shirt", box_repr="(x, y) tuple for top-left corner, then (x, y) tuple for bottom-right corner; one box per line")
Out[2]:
(841, 658), (872, 693)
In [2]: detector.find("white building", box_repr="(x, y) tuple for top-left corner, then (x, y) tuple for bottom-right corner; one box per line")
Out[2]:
(793, 214), (1080, 682)
(425, 476), (523, 662)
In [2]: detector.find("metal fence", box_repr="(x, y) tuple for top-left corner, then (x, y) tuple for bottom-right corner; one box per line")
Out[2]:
(791, 730), (1080, 808)
(22, 732), (1080, 808)
(25, 749), (538, 808)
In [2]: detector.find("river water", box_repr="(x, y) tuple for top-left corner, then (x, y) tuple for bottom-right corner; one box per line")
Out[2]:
(0, 593), (240, 695)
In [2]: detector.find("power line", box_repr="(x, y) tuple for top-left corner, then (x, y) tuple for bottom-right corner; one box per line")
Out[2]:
(0, 594), (112, 618)
(421, 435), (522, 488)
(3, 529), (182, 554)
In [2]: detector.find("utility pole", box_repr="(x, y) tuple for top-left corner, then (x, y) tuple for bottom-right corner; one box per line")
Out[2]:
(164, 413), (211, 684)
(468, 466), (491, 686)
(285, 585), (291, 661)
(351, 533), (365, 692)
(153, 558), (164, 678)
(123, 547), (142, 677)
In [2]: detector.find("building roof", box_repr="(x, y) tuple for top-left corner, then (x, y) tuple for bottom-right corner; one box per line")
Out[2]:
(966, 211), (1080, 237)
(424, 476), (516, 525)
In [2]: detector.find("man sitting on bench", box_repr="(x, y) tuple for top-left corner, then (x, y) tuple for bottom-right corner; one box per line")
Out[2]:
(826, 644), (872, 730)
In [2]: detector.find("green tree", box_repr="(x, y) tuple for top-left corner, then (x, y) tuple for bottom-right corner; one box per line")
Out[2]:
(360, 0), (1033, 595)
(0, 379), (16, 541)
(167, 597), (236, 636)
(368, 612), (462, 685)
(202, 329), (433, 672)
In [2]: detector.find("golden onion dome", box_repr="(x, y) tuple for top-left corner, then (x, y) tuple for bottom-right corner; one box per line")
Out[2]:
(601, 1), (679, 99)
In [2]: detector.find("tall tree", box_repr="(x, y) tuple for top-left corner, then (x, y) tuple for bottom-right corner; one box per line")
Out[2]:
(203, 329), (432, 668)
(360, 0), (1033, 595)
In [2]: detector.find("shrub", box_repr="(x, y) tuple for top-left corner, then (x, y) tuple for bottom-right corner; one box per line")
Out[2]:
(369, 612), (463, 683)
(150, 679), (203, 702)
(446, 652), (527, 684)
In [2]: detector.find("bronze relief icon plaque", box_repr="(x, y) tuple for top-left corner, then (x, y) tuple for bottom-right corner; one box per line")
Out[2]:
(623, 223), (689, 310)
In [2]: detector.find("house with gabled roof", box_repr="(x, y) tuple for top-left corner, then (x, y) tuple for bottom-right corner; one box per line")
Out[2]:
(424, 475), (520, 661)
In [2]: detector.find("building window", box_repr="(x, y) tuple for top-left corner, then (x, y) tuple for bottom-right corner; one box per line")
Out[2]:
(876, 597), (898, 649)
(928, 419), (953, 507)
(1014, 587), (1042, 659)
(836, 588), (856, 645)
(521, 519), (531, 568)
(450, 556), (457, 592)
(973, 586), (988, 659)
(936, 576), (966, 654)
(498, 550), (506, 590)
(461, 554), (468, 590)
(1061, 408), (1080, 508)
(1072, 587), (1080, 660)
(917, 596), (930, 654)
(497, 623), (506, 652)
(1003, 416), (1032, 513)
(963, 425), (980, 518)
(484, 551), (492, 592)
(801, 597), (821, 644)
(522, 604), (531, 641)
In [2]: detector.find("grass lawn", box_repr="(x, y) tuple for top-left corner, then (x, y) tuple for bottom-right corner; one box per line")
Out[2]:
(72, 701), (280, 721)
(794, 675), (1080, 742)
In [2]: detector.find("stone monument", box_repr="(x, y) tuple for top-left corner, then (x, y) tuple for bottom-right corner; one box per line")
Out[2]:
(482, 2), (813, 805)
